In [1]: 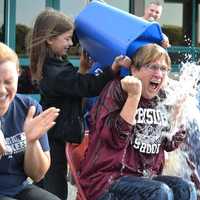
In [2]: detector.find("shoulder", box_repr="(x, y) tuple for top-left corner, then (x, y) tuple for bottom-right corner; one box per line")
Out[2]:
(108, 78), (124, 95)
(105, 78), (121, 89)
(44, 57), (74, 71)
(99, 78), (126, 102)
(43, 57), (76, 78)
(14, 94), (42, 114)
(15, 93), (39, 106)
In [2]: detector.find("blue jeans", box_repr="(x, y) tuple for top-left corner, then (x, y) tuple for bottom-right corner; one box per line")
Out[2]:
(98, 175), (197, 200)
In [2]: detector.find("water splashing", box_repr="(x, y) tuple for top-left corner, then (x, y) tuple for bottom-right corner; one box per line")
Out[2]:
(164, 62), (200, 129)
(163, 62), (200, 181)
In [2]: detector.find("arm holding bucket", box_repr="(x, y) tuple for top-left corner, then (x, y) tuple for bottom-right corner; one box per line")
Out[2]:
(79, 49), (131, 75)
(161, 33), (170, 48)
(111, 55), (132, 74)
(79, 49), (94, 74)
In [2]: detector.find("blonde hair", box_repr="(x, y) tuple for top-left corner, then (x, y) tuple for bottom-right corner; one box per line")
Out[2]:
(132, 43), (171, 70)
(0, 42), (19, 70)
(28, 8), (74, 81)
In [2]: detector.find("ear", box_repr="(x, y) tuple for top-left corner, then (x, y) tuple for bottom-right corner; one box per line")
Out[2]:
(46, 38), (53, 45)
(130, 64), (137, 75)
(17, 67), (21, 77)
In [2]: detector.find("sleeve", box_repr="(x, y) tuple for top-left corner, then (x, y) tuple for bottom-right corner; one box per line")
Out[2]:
(162, 136), (180, 152)
(40, 62), (115, 98)
(161, 137), (177, 152)
(161, 128), (186, 152)
(90, 80), (133, 150)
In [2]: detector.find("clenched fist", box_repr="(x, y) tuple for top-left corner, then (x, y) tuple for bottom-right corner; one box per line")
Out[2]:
(121, 75), (142, 97)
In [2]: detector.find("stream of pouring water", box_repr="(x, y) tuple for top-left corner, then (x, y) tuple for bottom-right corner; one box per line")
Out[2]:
(165, 62), (200, 127)
(163, 62), (200, 179)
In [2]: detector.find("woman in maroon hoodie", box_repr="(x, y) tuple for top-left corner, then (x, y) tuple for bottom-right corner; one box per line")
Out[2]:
(79, 43), (196, 200)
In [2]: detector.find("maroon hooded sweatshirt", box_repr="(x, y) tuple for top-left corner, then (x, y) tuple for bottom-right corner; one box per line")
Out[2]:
(79, 79), (181, 200)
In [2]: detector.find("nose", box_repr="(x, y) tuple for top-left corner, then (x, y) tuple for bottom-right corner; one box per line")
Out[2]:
(0, 83), (6, 94)
(152, 12), (157, 17)
(69, 39), (73, 46)
(153, 68), (164, 77)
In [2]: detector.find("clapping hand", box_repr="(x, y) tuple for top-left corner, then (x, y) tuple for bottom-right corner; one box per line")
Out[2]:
(23, 106), (60, 143)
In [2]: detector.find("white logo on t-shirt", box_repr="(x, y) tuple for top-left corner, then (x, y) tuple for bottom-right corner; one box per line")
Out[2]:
(4, 132), (26, 158)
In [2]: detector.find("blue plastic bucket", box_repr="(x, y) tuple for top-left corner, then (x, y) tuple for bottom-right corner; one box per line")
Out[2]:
(75, 0), (164, 72)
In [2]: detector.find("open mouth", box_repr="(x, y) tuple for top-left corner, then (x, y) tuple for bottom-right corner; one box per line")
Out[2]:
(148, 16), (155, 21)
(149, 80), (160, 90)
(0, 95), (7, 102)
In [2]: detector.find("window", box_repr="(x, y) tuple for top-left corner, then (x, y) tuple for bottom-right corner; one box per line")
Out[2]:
(60, 0), (88, 18)
(104, 0), (130, 12)
(16, 0), (45, 56)
(198, 3), (200, 47)
(0, 1), (4, 42)
(157, 2), (184, 46)
(16, 0), (45, 94)
(60, 0), (88, 57)
(156, 1), (198, 67)
(60, 0), (130, 57)
(143, 0), (194, 47)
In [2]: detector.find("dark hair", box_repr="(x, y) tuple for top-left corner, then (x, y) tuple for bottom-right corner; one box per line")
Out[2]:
(28, 8), (74, 81)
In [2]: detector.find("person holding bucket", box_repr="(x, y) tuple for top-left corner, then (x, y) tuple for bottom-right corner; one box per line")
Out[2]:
(142, 1), (170, 48)
(79, 43), (197, 200)
(28, 8), (131, 200)
(142, 0), (162, 22)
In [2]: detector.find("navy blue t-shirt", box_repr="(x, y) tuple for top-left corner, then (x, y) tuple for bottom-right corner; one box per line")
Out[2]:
(0, 94), (49, 197)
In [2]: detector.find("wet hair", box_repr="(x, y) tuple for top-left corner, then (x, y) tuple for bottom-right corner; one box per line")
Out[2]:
(0, 42), (19, 70)
(131, 43), (171, 70)
(28, 8), (74, 81)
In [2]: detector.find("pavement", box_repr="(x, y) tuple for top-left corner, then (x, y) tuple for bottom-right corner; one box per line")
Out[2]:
(68, 182), (77, 200)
